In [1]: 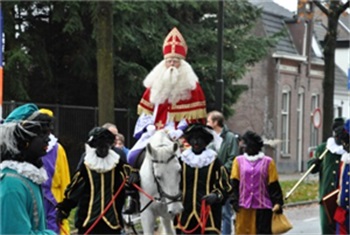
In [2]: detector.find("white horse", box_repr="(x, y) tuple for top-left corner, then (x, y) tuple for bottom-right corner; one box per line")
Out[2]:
(139, 130), (183, 235)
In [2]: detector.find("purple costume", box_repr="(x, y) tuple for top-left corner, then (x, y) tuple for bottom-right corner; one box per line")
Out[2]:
(42, 144), (59, 232)
(42, 141), (71, 234)
(236, 155), (273, 209)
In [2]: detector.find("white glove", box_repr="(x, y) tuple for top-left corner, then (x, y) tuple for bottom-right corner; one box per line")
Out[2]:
(168, 129), (183, 140)
(146, 125), (156, 136)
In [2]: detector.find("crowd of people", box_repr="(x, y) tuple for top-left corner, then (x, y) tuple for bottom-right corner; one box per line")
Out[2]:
(0, 26), (349, 235)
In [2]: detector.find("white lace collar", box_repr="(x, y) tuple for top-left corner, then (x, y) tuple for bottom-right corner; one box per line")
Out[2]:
(180, 148), (216, 168)
(84, 144), (120, 173)
(0, 160), (48, 184)
(243, 152), (265, 162)
(326, 137), (346, 155)
(341, 152), (350, 164)
(46, 134), (58, 153)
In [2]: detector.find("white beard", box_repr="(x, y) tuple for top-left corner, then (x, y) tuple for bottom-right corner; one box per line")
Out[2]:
(143, 60), (198, 104)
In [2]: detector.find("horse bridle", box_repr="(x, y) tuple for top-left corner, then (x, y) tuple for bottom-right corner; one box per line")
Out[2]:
(151, 154), (182, 204)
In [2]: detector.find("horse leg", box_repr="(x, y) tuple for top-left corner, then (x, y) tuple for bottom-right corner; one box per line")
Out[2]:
(140, 210), (156, 235)
(159, 217), (176, 235)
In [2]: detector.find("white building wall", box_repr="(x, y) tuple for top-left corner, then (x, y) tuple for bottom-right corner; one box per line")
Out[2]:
(335, 48), (350, 74)
(334, 91), (350, 119)
(334, 48), (350, 120)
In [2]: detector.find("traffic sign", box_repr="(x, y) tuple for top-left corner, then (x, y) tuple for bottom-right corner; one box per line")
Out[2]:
(312, 108), (322, 129)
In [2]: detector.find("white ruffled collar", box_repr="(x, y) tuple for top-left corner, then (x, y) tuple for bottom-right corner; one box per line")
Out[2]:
(180, 148), (216, 168)
(327, 137), (346, 155)
(46, 134), (58, 152)
(341, 152), (350, 164)
(84, 144), (120, 173)
(243, 152), (265, 162)
(0, 160), (48, 184)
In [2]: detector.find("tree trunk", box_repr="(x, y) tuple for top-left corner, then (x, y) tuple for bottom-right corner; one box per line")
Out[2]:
(96, 1), (114, 125)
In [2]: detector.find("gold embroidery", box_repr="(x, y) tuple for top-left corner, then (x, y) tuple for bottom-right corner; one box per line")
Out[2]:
(139, 98), (154, 109)
(66, 171), (81, 198)
(155, 121), (164, 129)
(169, 109), (207, 122)
(170, 101), (206, 110)
(82, 168), (94, 227)
(137, 105), (153, 116)
(102, 169), (121, 229)
(163, 27), (187, 59)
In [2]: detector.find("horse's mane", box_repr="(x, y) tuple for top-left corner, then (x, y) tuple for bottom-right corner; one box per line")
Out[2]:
(149, 130), (172, 146)
(147, 130), (176, 161)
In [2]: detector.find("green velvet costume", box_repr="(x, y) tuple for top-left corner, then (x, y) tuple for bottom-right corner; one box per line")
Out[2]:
(307, 141), (342, 234)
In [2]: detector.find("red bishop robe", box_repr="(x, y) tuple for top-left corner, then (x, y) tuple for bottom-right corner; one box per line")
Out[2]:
(137, 82), (207, 129)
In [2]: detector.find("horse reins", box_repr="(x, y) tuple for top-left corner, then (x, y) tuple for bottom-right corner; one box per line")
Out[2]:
(131, 183), (156, 213)
(151, 154), (182, 204)
(130, 154), (182, 213)
(83, 151), (182, 234)
(83, 179), (127, 235)
(176, 199), (211, 234)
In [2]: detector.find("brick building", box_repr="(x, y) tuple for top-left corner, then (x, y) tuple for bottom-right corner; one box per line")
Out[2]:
(227, 1), (325, 173)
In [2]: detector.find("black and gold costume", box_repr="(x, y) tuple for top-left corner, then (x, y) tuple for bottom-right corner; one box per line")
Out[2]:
(58, 161), (129, 234)
(175, 157), (232, 234)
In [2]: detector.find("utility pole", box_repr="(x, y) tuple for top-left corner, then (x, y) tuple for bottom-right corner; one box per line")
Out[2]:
(215, 0), (224, 112)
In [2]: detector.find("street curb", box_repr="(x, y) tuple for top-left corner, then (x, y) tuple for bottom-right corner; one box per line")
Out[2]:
(284, 200), (318, 208)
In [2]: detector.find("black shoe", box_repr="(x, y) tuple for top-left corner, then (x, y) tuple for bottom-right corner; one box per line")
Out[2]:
(123, 196), (139, 215)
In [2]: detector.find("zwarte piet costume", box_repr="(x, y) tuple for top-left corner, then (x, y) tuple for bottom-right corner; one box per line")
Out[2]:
(56, 127), (129, 234)
(175, 124), (232, 234)
(231, 131), (284, 235)
(28, 108), (71, 234)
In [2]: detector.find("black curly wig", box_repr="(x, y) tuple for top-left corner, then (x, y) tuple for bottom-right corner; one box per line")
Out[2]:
(242, 131), (264, 156)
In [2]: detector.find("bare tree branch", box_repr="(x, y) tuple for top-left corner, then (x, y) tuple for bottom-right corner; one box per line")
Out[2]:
(337, 1), (350, 16)
(313, 0), (329, 16)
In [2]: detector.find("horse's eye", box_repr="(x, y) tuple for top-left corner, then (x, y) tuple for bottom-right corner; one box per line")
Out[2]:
(156, 176), (161, 181)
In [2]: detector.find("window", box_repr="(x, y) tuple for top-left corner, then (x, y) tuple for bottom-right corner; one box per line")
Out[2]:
(334, 105), (343, 118)
(281, 86), (291, 155)
(310, 93), (320, 147)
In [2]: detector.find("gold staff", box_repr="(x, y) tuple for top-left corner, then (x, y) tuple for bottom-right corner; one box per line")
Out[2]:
(285, 148), (329, 200)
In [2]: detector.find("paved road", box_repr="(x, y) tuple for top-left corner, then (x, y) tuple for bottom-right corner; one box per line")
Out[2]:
(285, 203), (321, 234)
(125, 173), (320, 235)
(127, 203), (322, 235)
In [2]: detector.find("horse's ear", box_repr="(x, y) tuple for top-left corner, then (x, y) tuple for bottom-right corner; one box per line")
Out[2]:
(146, 143), (153, 155)
(173, 143), (178, 152)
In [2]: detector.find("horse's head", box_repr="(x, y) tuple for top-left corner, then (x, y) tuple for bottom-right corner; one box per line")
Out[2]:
(146, 131), (183, 216)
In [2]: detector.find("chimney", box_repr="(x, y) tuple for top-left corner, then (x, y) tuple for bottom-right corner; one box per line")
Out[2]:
(297, 0), (314, 75)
